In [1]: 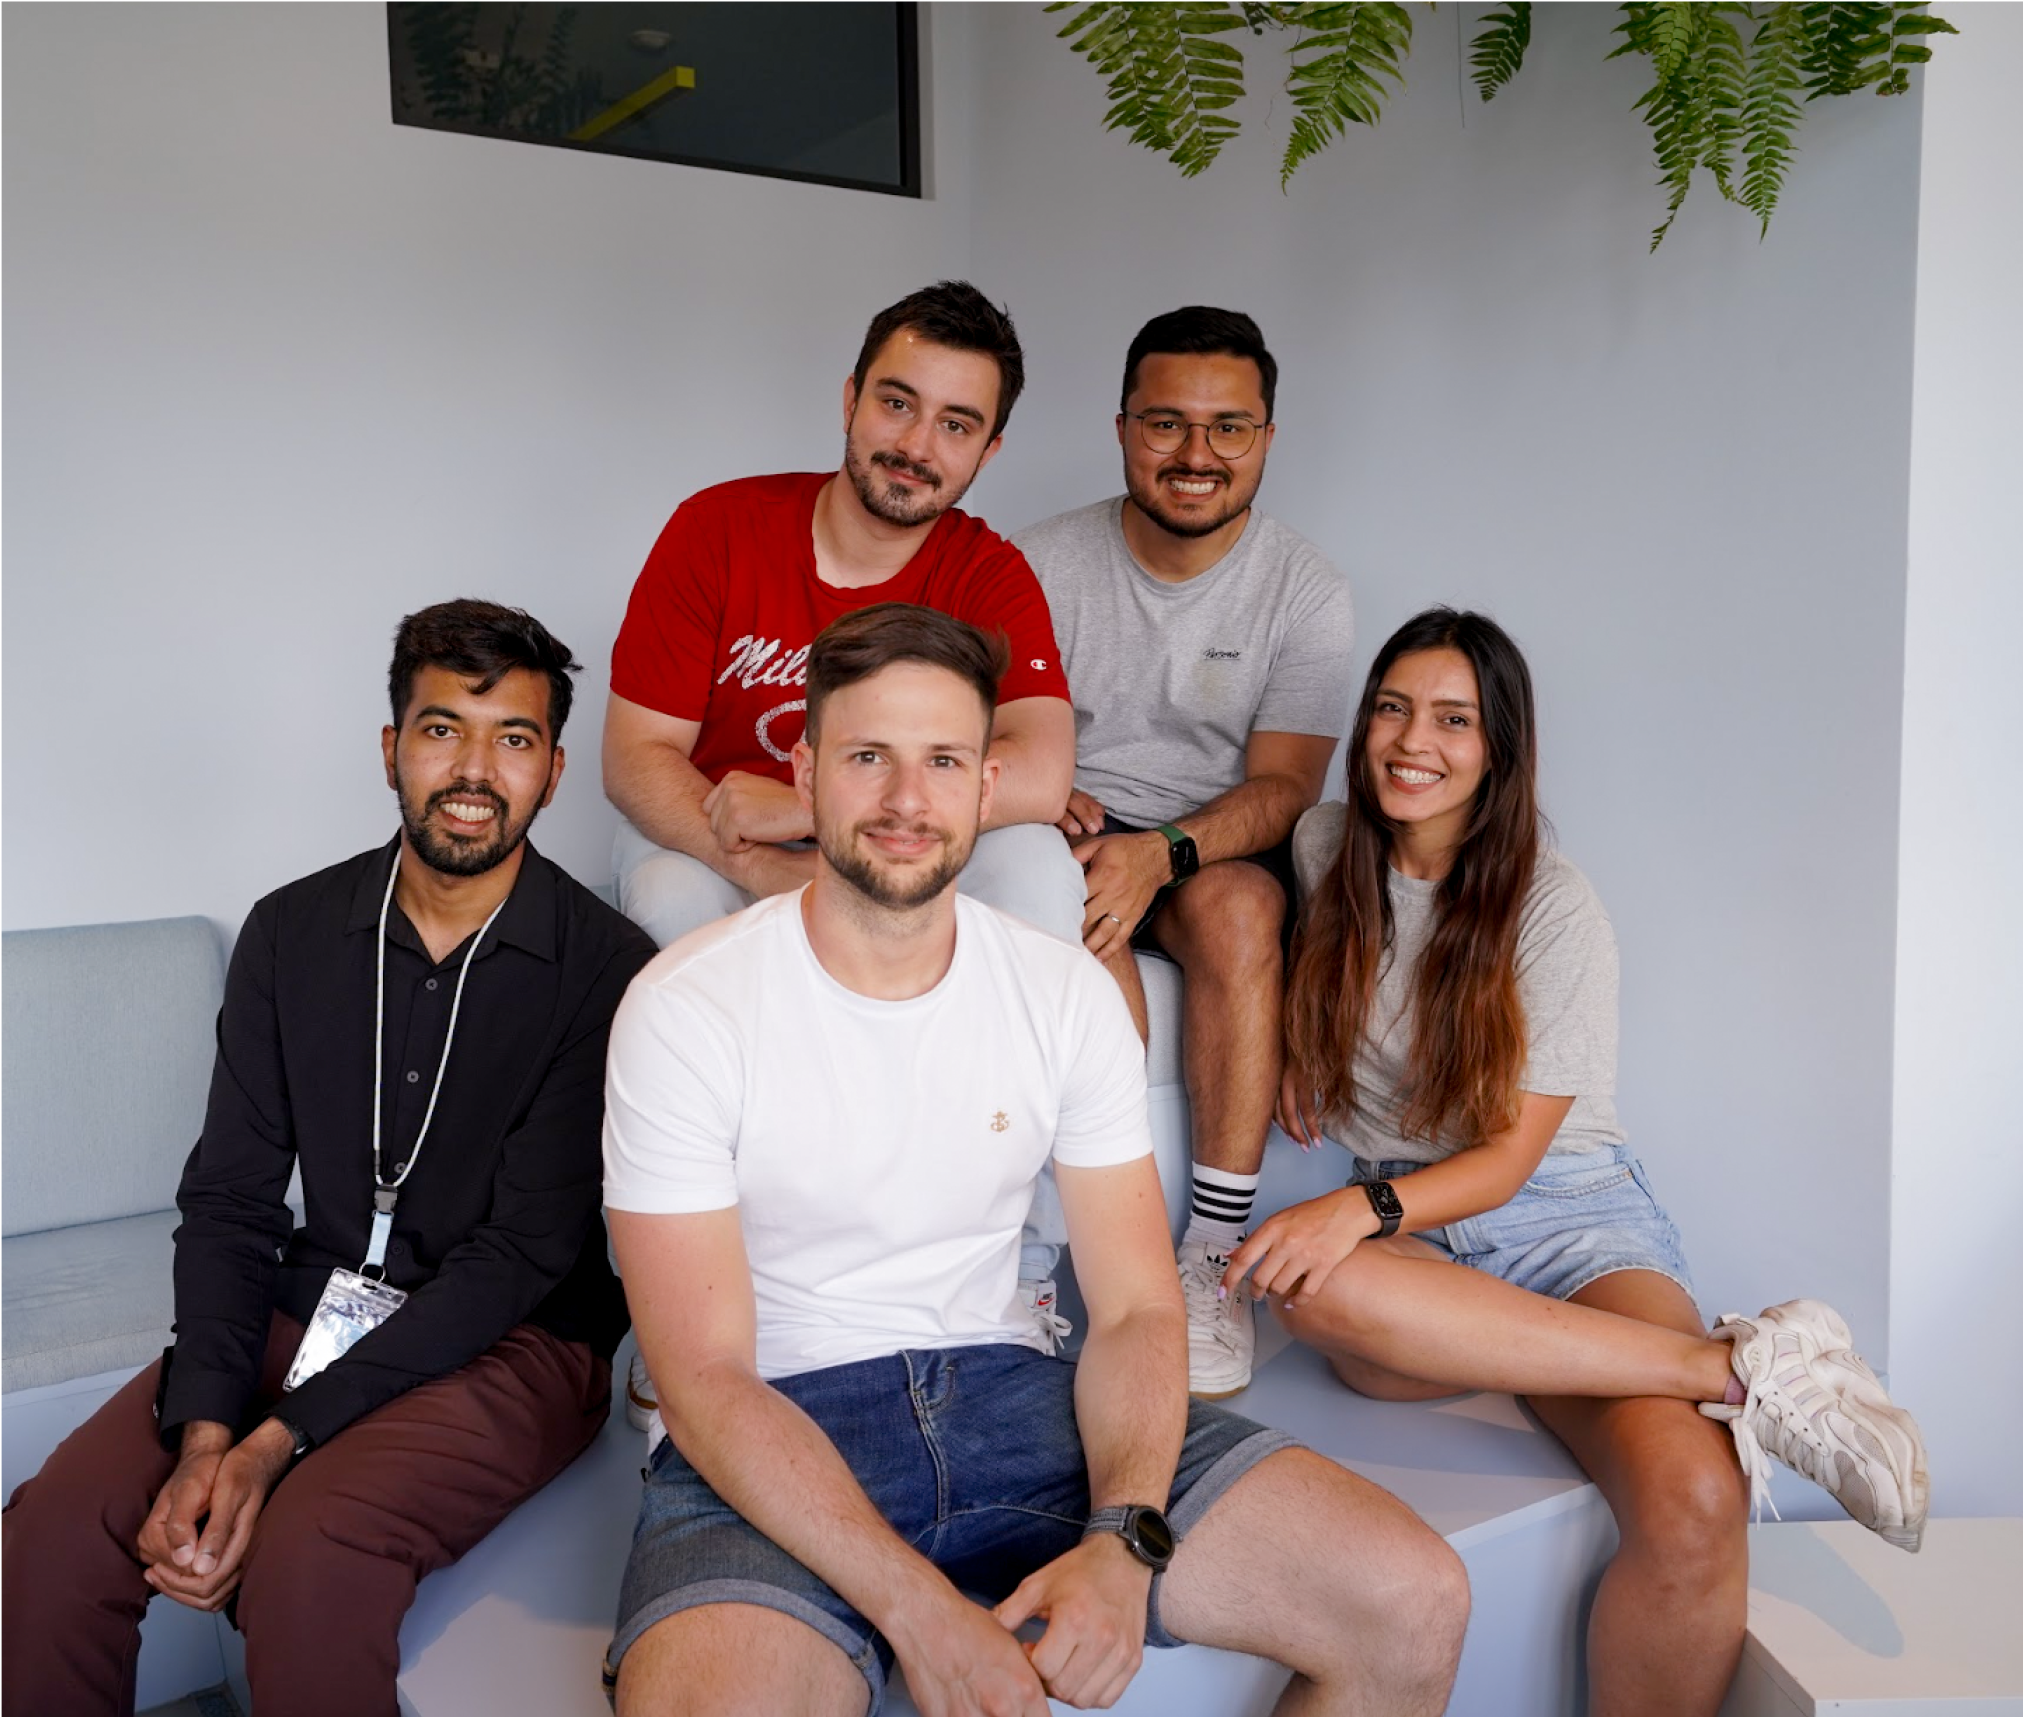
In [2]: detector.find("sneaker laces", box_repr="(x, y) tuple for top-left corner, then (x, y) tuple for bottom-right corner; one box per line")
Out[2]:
(1706, 1328), (1840, 1525)
(1031, 1298), (1072, 1347)
(1179, 1247), (1249, 1358)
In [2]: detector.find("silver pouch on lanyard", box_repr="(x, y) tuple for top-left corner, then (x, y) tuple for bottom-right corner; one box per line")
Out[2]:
(283, 1267), (408, 1392)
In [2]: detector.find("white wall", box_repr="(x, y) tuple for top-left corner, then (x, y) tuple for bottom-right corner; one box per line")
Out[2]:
(2, 0), (976, 933)
(1890, 3), (2023, 1518)
(968, 4), (1920, 1378)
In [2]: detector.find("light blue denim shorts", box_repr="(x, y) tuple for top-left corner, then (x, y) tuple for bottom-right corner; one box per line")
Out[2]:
(604, 1342), (1295, 1712)
(1349, 1142), (1697, 1306)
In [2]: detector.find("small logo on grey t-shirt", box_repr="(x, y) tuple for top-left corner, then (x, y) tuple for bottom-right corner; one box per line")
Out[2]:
(1203, 647), (1242, 660)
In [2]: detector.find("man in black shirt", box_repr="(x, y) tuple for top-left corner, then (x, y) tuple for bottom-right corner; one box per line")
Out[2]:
(2, 599), (655, 1716)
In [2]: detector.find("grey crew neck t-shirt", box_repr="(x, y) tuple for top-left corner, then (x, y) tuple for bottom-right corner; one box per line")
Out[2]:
(1015, 498), (1355, 829)
(1291, 802), (1626, 1165)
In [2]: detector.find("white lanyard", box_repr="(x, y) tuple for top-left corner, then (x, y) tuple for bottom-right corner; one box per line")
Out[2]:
(365, 855), (507, 1276)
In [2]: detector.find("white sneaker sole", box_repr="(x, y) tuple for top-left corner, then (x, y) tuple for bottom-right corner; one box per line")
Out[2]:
(625, 1386), (656, 1433)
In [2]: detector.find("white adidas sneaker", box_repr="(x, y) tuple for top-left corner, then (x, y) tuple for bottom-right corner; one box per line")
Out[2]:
(1701, 1298), (1929, 1552)
(1178, 1236), (1254, 1399)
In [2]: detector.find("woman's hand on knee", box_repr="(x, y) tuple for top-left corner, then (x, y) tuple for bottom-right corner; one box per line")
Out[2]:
(1224, 1190), (1378, 1310)
(1275, 1067), (1322, 1149)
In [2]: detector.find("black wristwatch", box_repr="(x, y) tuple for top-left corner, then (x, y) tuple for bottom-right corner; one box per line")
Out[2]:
(1156, 824), (1200, 884)
(1084, 1504), (1177, 1572)
(1360, 1179), (1404, 1239)
(272, 1415), (313, 1462)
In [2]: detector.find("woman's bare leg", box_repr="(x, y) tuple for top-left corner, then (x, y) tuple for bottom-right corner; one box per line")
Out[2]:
(1527, 1272), (1748, 1717)
(1273, 1242), (1734, 1404)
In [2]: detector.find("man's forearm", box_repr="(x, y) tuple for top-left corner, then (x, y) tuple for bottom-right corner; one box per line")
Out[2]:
(1172, 773), (1313, 868)
(610, 747), (814, 896)
(667, 1365), (964, 1646)
(982, 734), (1074, 828)
(1071, 1303), (1189, 1512)
(608, 743), (744, 879)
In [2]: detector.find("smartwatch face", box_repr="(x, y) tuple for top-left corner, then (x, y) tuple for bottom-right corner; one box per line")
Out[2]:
(1369, 1180), (1404, 1222)
(1130, 1506), (1176, 1567)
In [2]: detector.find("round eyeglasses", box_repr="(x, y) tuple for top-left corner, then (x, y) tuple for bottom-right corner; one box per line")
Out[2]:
(1125, 411), (1267, 460)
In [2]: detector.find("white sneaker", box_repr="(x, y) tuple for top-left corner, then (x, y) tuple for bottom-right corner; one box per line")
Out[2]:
(1178, 1236), (1253, 1399)
(1020, 1279), (1073, 1356)
(1701, 1298), (1930, 1552)
(625, 1350), (657, 1433)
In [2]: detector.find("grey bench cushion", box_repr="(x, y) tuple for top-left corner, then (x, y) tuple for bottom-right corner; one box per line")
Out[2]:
(1, 1208), (179, 1392)
(2, 916), (223, 1236)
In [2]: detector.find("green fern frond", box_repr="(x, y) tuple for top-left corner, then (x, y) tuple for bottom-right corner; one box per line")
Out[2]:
(1697, 7), (1749, 203)
(1048, 2), (1250, 175)
(1880, 6), (1958, 94)
(1279, 2), (1415, 188)
(1796, 2), (1894, 96)
(1739, 2), (1806, 234)
(1469, 3), (1531, 101)
(1647, 0), (1706, 85)
(1622, 3), (1708, 247)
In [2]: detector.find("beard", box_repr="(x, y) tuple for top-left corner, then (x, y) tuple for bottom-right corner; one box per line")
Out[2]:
(1124, 460), (1261, 540)
(842, 438), (972, 528)
(397, 773), (539, 878)
(818, 816), (975, 912)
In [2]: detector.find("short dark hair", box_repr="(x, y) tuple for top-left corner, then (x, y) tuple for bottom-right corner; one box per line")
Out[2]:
(804, 603), (1007, 745)
(388, 599), (581, 740)
(1120, 306), (1278, 420)
(852, 281), (1025, 440)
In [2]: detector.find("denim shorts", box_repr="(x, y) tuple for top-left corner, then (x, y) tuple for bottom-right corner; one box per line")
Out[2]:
(606, 1342), (1295, 1711)
(1349, 1142), (1697, 1306)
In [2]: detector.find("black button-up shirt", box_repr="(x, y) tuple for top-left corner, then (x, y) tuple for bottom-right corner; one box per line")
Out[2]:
(162, 838), (656, 1449)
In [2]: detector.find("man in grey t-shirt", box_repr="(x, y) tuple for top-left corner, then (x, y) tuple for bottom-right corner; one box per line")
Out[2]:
(1015, 308), (1355, 1397)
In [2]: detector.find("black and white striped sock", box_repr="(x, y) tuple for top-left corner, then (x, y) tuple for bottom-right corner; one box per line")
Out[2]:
(1186, 1165), (1260, 1250)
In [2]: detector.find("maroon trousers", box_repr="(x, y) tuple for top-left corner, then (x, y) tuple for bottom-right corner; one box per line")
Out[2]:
(2, 1311), (609, 1717)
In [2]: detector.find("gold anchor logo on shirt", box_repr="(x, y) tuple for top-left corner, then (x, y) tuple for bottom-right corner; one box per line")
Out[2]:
(990, 1111), (1009, 1132)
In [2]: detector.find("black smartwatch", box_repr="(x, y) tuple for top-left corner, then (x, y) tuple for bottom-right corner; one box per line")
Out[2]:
(1156, 824), (1200, 884)
(1083, 1504), (1177, 1572)
(272, 1415), (313, 1462)
(1360, 1179), (1404, 1239)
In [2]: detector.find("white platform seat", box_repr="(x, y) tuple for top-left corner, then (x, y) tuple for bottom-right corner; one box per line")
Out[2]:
(1718, 1519), (2023, 1717)
(305, 1318), (1612, 1717)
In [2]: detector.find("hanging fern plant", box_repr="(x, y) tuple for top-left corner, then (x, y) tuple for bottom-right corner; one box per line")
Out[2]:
(1044, 1), (1956, 249)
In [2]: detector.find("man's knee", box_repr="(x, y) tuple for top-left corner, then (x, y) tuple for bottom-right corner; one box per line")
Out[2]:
(616, 1603), (869, 1717)
(960, 824), (1085, 944)
(1158, 862), (1285, 970)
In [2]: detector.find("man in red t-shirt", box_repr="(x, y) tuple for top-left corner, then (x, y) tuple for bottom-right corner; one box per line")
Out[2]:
(606, 280), (1078, 948)
(604, 283), (1085, 1422)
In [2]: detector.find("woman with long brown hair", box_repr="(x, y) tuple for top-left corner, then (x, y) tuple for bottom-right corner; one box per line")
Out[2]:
(1226, 607), (1926, 1717)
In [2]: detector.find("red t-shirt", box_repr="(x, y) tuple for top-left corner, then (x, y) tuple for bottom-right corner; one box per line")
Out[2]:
(611, 472), (1072, 785)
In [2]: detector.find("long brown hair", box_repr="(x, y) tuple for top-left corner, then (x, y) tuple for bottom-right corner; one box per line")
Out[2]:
(1285, 608), (1541, 1148)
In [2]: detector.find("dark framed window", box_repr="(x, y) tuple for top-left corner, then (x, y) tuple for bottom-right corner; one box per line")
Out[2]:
(388, 4), (921, 198)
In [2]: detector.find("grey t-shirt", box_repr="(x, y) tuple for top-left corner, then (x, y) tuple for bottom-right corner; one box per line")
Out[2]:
(1291, 803), (1625, 1164)
(1015, 498), (1355, 829)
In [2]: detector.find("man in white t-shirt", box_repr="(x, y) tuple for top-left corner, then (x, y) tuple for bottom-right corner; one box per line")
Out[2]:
(602, 603), (1464, 1717)
(1016, 308), (1356, 1400)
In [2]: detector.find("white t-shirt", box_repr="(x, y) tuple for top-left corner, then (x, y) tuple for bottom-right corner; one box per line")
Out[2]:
(604, 890), (1152, 1386)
